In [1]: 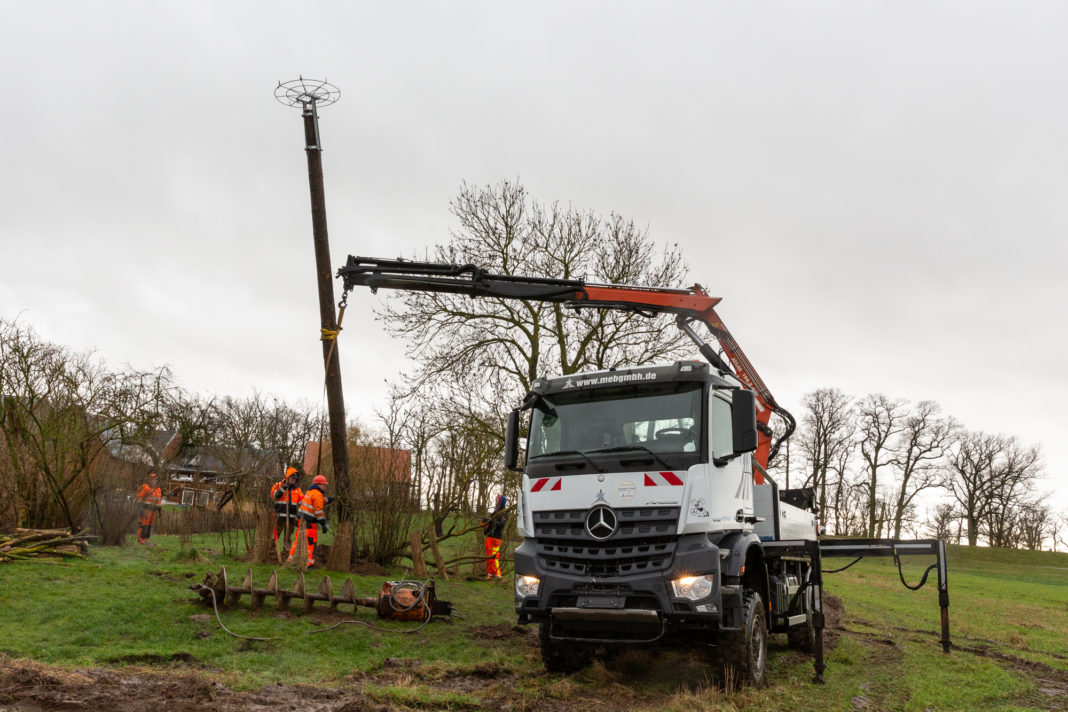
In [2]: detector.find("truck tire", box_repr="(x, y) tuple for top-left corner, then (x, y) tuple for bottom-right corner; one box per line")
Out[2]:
(717, 590), (767, 687)
(787, 586), (815, 653)
(539, 621), (593, 673)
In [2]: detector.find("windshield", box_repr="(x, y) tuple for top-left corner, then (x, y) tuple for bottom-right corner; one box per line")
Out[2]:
(528, 382), (703, 460)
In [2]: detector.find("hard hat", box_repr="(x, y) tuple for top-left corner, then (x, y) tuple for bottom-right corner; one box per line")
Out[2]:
(313, 475), (328, 486)
(285, 466), (299, 478)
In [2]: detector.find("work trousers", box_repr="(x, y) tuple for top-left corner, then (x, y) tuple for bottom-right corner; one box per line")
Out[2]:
(273, 515), (300, 545)
(485, 536), (502, 577)
(137, 508), (158, 544)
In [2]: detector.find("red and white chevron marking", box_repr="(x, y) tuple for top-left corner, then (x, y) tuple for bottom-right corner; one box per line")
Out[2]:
(644, 471), (684, 487)
(530, 477), (563, 492)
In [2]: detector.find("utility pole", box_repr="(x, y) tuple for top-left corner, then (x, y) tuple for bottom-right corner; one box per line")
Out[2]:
(276, 78), (354, 568)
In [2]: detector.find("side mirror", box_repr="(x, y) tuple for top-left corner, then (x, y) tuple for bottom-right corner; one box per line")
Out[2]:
(731, 389), (758, 455)
(504, 409), (521, 471)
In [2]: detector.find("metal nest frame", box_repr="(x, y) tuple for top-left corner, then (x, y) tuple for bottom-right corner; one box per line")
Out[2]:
(275, 77), (340, 108)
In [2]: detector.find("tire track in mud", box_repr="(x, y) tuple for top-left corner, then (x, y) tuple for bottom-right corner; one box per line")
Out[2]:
(844, 628), (908, 712)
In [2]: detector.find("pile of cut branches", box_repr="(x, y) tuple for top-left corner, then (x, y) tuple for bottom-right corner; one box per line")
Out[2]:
(0, 528), (96, 563)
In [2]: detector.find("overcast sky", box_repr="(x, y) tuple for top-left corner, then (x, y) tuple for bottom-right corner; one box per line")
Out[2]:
(2, 2), (1065, 516)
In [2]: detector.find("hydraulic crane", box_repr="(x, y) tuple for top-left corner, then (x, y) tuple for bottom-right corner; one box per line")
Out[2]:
(337, 255), (796, 481)
(337, 254), (949, 686)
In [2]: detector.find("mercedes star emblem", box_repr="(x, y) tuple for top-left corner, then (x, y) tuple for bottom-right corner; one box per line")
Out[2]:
(585, 505), (617, 541)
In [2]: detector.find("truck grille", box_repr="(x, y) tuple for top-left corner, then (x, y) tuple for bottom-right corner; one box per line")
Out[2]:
(533, 507), (680, 578)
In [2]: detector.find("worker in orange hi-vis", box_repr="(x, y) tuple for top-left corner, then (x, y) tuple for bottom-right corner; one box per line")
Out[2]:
(289, 475), (328, 567)
(270, 466), (303, 548)
(482, 494), (509, 578)
(136, 473), (163, 544)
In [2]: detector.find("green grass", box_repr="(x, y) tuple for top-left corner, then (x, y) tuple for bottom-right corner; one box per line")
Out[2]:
(0, 532), (520, 689)
(0, 535), (1065, 711)
(826, 546), (1068, 668)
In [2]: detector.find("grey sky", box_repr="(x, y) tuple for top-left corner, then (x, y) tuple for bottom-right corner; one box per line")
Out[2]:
(2, 2), (1065, 515)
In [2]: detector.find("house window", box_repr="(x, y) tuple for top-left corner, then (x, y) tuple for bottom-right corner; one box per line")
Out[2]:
(197, 491), (210, 507)
(181, 490), (194, 506)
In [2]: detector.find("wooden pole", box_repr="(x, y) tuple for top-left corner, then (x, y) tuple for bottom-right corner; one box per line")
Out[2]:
(299, 98), (353, 569)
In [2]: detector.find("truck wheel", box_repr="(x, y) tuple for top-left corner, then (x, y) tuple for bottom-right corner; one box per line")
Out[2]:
(787, 587), (815, 653)
(718, 590), (767, 687)
(539, 621), (593, 673)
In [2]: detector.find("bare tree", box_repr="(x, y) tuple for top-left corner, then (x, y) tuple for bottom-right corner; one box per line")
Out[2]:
(945, 431), (1043, 547)
(1012, 498), (1055, 551)
(827, 442), (857, 535)
(1052, 513), (1068, 553)
(379, 180), (692, 407)
(925, 501), (962, 542)
(855, 394), (906, 537)
(980, 439), (1042, 548)
(0, 320), (170, 530)
(945, 431), (1001, 546)
(889, 401), (956, 540)
(796, 388), (854, 529)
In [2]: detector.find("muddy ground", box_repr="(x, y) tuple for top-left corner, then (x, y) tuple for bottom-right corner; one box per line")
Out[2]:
(2, 650), (634, 712)
(0, 597), (840, 712)
(3, 595), (1062, 712)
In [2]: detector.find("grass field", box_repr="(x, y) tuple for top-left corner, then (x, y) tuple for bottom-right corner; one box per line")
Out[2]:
(0, 532), (1064, 711)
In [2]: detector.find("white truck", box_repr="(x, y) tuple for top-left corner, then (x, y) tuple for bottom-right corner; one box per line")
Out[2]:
(505, 360), (821, 684)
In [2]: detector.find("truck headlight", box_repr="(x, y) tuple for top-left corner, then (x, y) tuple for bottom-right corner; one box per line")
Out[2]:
(671, 574), (714, 601)
(515, 575), (540, 597)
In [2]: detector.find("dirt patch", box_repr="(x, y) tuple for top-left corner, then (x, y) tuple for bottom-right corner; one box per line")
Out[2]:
(467, 624), (533, 641)
(0, 653), (694, 712)
(822, 593), (844, 649)
(0, 655), (631, 712)
(105, 653), (199, 665)
(0, 658), (381, 712)
(349, 560), (388, 576)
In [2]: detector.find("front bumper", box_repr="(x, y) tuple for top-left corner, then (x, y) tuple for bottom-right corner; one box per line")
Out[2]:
(514, 534), (727, 642)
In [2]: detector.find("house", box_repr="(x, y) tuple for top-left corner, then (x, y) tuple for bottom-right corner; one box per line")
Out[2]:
(303, 440), (413, 507)
(140, 431), (277, 508)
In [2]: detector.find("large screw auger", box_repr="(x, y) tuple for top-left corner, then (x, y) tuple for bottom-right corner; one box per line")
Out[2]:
(192, 567), (452, 621)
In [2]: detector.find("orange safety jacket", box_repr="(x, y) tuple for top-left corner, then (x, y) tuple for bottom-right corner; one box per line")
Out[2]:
(298, 487), (327, 528)
(137, 484), (162, 507)
(270, 482), (304, 519)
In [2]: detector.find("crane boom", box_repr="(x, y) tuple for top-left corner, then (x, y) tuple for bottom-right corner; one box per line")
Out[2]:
(337, 255), (795, 475)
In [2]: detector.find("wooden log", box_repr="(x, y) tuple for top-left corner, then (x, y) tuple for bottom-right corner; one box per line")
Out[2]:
(410, 530), (428, 578)
(426, 526), (449, 581)
(15, 528), (69, 536)
(216, 568), (229, 604)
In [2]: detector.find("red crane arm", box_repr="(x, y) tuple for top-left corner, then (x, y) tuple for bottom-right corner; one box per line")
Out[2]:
(337, 256), (793, 474)
(576, 284), (788, 475)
